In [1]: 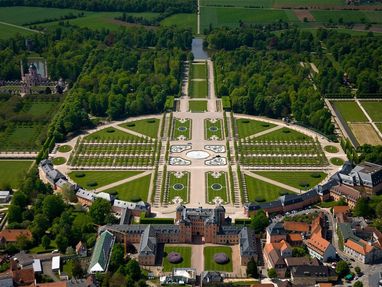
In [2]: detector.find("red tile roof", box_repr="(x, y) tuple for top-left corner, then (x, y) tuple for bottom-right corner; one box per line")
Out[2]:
(288, 233), (303, 242)
(283, 221), (309, 233)
(0, 229), (32, 242)
(12, 268), (35, 285)
(345, 238), (374, 255)
(307, 233), (330, 255)
(333, 206), (350, 215)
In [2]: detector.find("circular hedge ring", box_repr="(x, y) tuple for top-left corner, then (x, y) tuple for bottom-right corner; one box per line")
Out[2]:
(331, 157), (344, 166)
(209, 126), (219, 132)
(173, 183), (185, 191)
(58, 145), (72, 153)
(211, 183), (223, 191)
(52, 157), (66, 165)
(178, 126), (187, 131)
(324, 145), (339, 153)
(168, 252), (183, 264)
(214, 253), (229, 264)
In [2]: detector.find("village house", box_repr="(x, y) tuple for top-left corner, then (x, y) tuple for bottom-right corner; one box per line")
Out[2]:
(0, 229), (32, 245)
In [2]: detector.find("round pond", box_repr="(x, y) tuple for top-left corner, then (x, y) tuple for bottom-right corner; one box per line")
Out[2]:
(186, 150), (209, 159)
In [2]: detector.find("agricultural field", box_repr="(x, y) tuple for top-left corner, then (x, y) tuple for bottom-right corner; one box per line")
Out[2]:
(161, 13), (197, 33)
(200, 0), (274, 8)
(205, 119), (223, 140)
(360, 101), (382, 122)
(204, 246), (233, 272)
(191, 63), (207, 79)
(0, 160), (33, 189)
(238, 127), (327, 167)
(68, 170), (144, 189)
(163, 246), (192, 272)
(165, 171), (190, 204)
(119, 118), (160, 139)
(235, 118), (276, 138)
(190, 80), (208, 98)
(172, 119), (192, 140)
(103, 173), (152, 202)
(68, 127), (157, 168)
(254, 171), (326, 190)
(244, 174), (292, 202)
(205, 171), (228, 203)
(189, 100), (208, 112)
(200, 7), (298, 31)
(0, 22), (35, 39)
(311, 10), (382, 24)
(0, 6), (88, 25)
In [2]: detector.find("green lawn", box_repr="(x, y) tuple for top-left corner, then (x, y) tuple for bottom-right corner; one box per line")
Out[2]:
(191, 63), (207, 79)
(0, 160), (33, 189)
(377, 123), (382, 134)
(26, 101), (57, 116)
(0, 125), (41, 151)
(201, 0), (274, 8)
(235, 118), (276, 138)
(275, 0), (344, 5)
(0, 6), (87, 25)
(161, 13), (197, 33)
(68, 170), (144, 189)
(206, 172), (228, 203)
(254, 171), (326, 191)
(119, 118), (160, 138)
(201, 7), (298, 31)
(204, 246), (233, 272)
(30, 240), (57, 254)
(104, 174), (151, 202)
(85, 127), (141, 141)
(330, 157), (344, 166)
(205, 119), (223, 140)
(58, 145), (72, 153)
(311, 10), (382, 24)
(245, 175), (292, 202)
(167, 172), (190, 203)
(331, 101), (368, 122)
(256, 127), (310, 141)
(189, 100), (208, 112)
(172, 119), (192, 140)
(190, 80), (208, 98)
(324, 145), (339, 153)
(0, 22), (35, 39)
(52, 157), (66, 165)
(163, 246), (192, 272)
(360, 101), (382, 122)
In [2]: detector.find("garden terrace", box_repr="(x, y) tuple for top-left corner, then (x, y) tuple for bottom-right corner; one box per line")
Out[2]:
(118, 118), (160, 139)
(205, 119), (224, 140)
(172, 118), (192, 140)
(189, 100), (208, 112)
(235, 118), (276, 139)
(204, 246), (233, 272)
(205, 171), (229, 204)
(163, 171), (190, 204)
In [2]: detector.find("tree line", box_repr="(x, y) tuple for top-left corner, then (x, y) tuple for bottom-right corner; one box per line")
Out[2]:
(0, 0), (196, 13)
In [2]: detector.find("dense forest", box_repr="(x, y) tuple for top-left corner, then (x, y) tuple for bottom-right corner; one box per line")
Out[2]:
(0, 0), (196, 13)
(208, 28), (335, 136)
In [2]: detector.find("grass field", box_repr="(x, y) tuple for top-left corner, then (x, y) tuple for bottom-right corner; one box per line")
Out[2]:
(204, 246), (233, 272)
(52, 157), (66, 165)
(330, 157), (344, 166)
(68, 170), (144, 189)
(206, 172), (228, 203)
(85, 127), (141, 141)
(189, 100), (208, 112)
(173, 119), (192, 140)
(0, 125), (42, 151)
(161, 13), (196, 33)
(360, 101), (382, 122)
(245, 174), (292, 202)
(205, 119), (223, 140)
(377, 123), (382, 134)
(200, 7), (298, 30)
(104, 174), (151, 202)
(25, 101), (57, 116)
(254, 171), (326, 190)
(0, 22), (35, 39)
(236, 118), (276, 138)
(190, 80), (208, 98)
(256, 127), (310, 141)
(167, 172), (190, 203)
(324, 145), (339, 153)
(163, 246), (192, 272)
(0, 160), (33, 188)
(349, 123), (382, 145)
(331, 101), (368, 122)
(119, 118), (160, 138)
(0, 6), (87, 25)
(58, 145), (72, 153)
(192, 63), (207, 79)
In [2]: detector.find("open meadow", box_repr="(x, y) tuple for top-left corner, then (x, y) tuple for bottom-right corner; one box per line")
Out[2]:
(0, 160), (33, 189)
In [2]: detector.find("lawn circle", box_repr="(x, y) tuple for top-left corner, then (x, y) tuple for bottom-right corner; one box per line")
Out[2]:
(58, 145), (72, 153)
(324, 145), (339, 153)
(173, 183), (185, 191)
(52, 157), (66, 165)
(178, 126), (187, 132)
(209, 126), (219, 132)
(331, 157), (344, 166)
(211, 183), (223, 191)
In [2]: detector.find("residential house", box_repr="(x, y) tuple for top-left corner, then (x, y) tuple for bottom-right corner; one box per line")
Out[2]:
(306, 233), (336, 262)
(291, 265), (337, 286)
(330, 185), (361, 209)
(344, 238), (382, 264)
(263, 240), (292, 277)
(266, 222), (287, 243)
(0, 229), (32, 245)
(0, 191), (11, 203)
(75, 241), (87, 257)
(201, 271), (224, 286)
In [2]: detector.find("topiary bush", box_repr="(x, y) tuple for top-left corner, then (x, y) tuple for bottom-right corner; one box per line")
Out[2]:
(168, 252), (183, 264)
(241, 120), (249, 123)
(310, 173), (322, 178)
(109, 190), (118, 196)
(127, 123), (135, 127)
(255, 197), (265, 202)
(106, 129), (115, 133)
(279, 190), (289, 196)
(130, 196), (142, 202)
(75, 172), (85, 178)
(147, 119), (155, 123)
(86, 181), (98, 187)
(214, 253), (229, 264)
(261, 123), (270, 127)
(282, 129), (290, 133)
(299, 181), (309, 188)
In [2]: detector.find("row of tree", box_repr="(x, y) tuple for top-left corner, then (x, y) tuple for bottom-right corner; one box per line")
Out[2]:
(0, 0), (196, 13)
